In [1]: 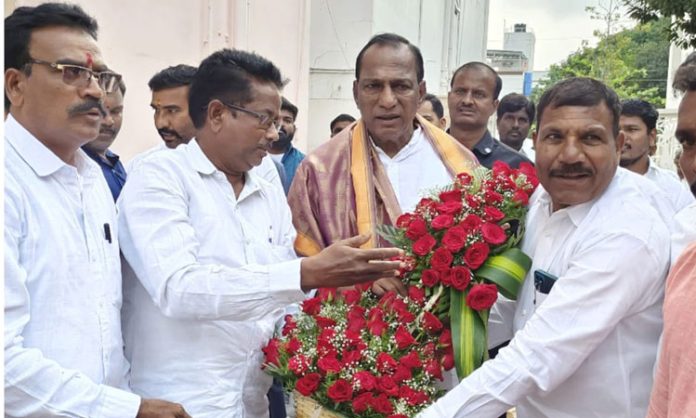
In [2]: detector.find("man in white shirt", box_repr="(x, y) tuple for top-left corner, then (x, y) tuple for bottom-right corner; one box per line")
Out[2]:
(4, 3), (187, 417)
(669, 53), (696, 264)
(419, 77), (672, 418)
(619, 98), (694, 211)
(129, 64), (283, 190)
(118, 48), (403, 417)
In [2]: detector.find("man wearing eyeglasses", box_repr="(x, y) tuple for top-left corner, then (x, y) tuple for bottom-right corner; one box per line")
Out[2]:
(117, 48), (404, 417)
(82, 77), (128, 201)
(4, 3), (188, 418)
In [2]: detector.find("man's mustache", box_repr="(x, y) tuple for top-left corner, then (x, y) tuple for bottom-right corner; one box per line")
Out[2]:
(99, 127), (116, 136)
(67, 100), (107, 118)
(549, 163), (593, 177)
(157, 128), (184, 141)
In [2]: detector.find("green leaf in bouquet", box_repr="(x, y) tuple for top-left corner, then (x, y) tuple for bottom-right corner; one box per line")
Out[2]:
(450, 287), (487, 380)
(376, 223), (403, 246)
(475, 247), (532, 300)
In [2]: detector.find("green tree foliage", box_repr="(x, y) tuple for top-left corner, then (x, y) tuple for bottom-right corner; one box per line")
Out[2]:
(622, 0), (696, 49)
(532, 18), (670, 108)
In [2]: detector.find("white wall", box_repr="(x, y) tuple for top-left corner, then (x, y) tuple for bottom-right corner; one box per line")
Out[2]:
(8, 0), (311, 161)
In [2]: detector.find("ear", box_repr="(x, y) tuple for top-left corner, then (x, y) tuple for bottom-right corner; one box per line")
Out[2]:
(353, 80), (359, 105)
(615, 130), (626, 156)
(492, 98), (500, 111)
(648, 128), (657, 147)
(417, 80), (426, 101)
(532, 130), (538, 148)
(439, 117), (447, 129)
(5, 68), (27, 109)
(206, 100), (227, 134)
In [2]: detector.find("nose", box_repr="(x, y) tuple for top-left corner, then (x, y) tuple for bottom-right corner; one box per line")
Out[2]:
(513, 118), (520, 128)
(265, 124), (280, 143)
(102, 110), (114, 127)
(154, 112), (169, 130)
(460, 91), (474, 105)
(377, 85), (397, 108)
(558, 137), (586, 164)
(81, 74), (104, 101)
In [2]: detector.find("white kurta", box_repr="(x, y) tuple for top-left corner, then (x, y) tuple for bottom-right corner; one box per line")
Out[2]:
(118, 139), (305, 417)
(4, 115), (140, 417)
(645, 160), (694, 212)
(419, 168), (671, 418)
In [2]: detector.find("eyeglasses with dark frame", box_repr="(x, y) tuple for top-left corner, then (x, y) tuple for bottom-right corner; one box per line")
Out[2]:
(219, 101), (282, 133)
(27, 58), (122, 94)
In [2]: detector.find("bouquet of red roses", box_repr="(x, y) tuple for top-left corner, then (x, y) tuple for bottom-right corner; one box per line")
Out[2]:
(381, 161), (538, 378)
(263, 286), (454, 418)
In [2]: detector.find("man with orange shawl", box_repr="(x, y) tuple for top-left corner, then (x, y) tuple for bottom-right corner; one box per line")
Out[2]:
(289, 34), (478, 292)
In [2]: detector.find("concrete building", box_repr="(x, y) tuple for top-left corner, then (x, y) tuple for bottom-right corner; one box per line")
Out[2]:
(504, 23), (535, 71)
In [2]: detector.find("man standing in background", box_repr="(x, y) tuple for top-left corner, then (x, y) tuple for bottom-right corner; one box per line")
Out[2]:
(268, 97), (305, 193)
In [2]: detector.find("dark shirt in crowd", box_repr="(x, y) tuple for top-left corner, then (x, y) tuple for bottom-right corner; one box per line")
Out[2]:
(471, 130), (532, 169)
(82, 147), (127, 201)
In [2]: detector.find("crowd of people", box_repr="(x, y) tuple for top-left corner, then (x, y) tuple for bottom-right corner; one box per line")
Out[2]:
(4, 3), (696, 418)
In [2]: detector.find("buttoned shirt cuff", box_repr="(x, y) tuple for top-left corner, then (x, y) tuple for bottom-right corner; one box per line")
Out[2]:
(94, 385), (141, 418)
(267, 258), (306, 303)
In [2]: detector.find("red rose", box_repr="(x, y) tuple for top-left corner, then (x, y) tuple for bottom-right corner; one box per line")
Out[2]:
(352, 392), (374, 414)
(406, 390), (430, 406)
(442, 352), (455, 370)
(464, 241), (490, 270)
(286, 337), (301, 355)
(513, 189), (530, 206)
(281, 315), (296, 336)
(405, 217), (428, 240)
(440, 269), (453, 287)
(317, 287), (337, 301)
(408, 286), (425, 305)
(343, 348), (362, 365)
(392, 364), (412, 383)
(424, 358), (443, 380)
(492, 160), (512, 177)
(421, 311), (443, 333)
(465, 194), (481, 209)
(353, 370), (377, 392)
(430, 247), (453, 271)
(416, 198), (437, 212)
(399, 351), (422, 369)
(423, 342), (436, 356)
(466, 283), (499, 311)
(484, 189), (504, 204)
(457, 172), (472, 185)
(377, 352), (398, 373)
(449, 266), (472, 291)
(378, 375), (399, 396)
(460, 214), (483, 232)
(318, 356), (343, 374)
(288, 354), (310, 375)
(412, 234), (437, 256)
(342, 288), (362, 305)
(370, 393), (394, 415)
(315, 315), (337, 328)
(301, 297), (322, 315)
(369, 318), (388, 336)
(394, 325), (416, 350)
(437, 200), (463, 215)
(295, 372), (321, 396)
(439, 189), (462, 203)
(441, 226), (468, 252)
(262, 338), (280, 366)
(518, 162), (539, 188)
(395, 213), (413, 228)
(481, 223), (507, 245)
(389, 414), (409, 418)
(327, 378), (353, 403)
(431, 214), (454, 230)
(421, 269), (440, 287)
(439, 329), (452, 348)
(484, 206), (505, 222)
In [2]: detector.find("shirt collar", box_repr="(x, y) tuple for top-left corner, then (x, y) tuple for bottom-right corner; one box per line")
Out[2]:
(185, 137), (264, 201)
(370, 127), (424, 161)
(533, 183), (595, 227)
(5, 114), (97, 178)
(186, 138), (217, 175)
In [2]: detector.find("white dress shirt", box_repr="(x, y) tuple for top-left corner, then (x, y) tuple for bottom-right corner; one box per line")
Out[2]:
(373, 127), (453, 212)
(672, 202), (696, 264)
(419, 168), (671, 418)
(645, 160), (694, 212)
(118, 139), (306, 417)
(4, 115), (141, 417)
(126, 142), (284, 191)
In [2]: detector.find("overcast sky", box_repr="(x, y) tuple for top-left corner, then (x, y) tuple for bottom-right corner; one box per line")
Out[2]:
(487, 0), (635, 71)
